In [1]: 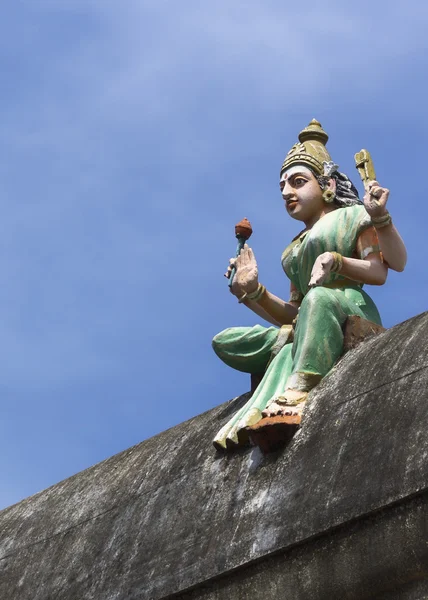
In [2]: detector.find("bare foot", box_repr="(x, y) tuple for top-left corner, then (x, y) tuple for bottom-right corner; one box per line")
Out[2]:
(262, 390), (308, 418)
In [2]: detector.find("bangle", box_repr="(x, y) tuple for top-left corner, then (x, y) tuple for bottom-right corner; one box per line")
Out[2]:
(330, 252), (343, 273)
(246, 283), (266, 303)
(371, 211), (390, 224)
(372, 214), (392, 229)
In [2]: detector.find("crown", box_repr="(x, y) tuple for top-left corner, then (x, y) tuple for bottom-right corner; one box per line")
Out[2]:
(280, 119), (333, 176)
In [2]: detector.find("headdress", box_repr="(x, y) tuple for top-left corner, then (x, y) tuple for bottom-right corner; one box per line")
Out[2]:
(280, 119), (361, 207)
(280, 119), (334, 177)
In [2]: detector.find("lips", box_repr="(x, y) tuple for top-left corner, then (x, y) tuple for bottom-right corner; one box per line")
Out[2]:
(287, 200), (298, 210)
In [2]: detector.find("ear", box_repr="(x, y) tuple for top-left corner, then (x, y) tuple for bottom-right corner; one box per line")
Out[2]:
(327, 177), (336, 193)
(322, 177), (337, 204)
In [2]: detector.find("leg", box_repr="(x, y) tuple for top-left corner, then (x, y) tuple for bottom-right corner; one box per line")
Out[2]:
(290, 286), (366, 383)
(212, 325), (278, 374)
(213, 341), (294, 450)
(262, 287), (366, 418)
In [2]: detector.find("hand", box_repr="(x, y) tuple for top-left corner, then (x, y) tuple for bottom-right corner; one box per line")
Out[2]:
(363, 180), (390, 218)
(308, 252), (334, 287)
(229, 244), (259, 298)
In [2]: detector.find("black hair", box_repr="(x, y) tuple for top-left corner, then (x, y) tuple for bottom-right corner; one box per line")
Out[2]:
(316, 171), (362, 207)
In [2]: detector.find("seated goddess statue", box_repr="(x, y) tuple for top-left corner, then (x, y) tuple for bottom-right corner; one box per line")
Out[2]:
(213, 119), (406, 451)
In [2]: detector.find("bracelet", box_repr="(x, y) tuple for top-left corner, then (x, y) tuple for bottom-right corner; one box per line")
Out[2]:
(371, 211), (390, 224)
(247, 283), (266, 302)
(330, 252), (343, 273)
(372, 214), (392, 229)
(239, 283), (266, 304)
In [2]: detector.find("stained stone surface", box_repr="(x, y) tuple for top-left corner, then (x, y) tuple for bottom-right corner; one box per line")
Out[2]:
(1, 312), (428, 599)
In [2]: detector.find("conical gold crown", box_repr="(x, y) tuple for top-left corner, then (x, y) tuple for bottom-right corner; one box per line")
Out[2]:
(280, 119), (332, 176)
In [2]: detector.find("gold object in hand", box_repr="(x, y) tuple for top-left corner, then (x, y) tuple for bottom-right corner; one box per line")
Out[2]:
(354, 149), (376, 191)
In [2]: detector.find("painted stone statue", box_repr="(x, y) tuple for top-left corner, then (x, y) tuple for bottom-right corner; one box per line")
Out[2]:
(213, 119), (406, 451)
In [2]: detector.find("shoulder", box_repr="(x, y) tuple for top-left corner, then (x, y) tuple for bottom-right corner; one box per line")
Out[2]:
(335, 204), (371, 229)
(338, 204), (367, 219)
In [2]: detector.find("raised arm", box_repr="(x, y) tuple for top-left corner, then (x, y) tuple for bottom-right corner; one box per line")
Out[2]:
(229, 244), (298, 326)
(363, 180), (407, 272)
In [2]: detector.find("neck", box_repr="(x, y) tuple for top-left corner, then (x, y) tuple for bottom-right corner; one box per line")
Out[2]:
(304, 204), (337, 229)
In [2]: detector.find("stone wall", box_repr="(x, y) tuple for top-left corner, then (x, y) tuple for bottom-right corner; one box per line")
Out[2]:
(1, 312), (428, 599)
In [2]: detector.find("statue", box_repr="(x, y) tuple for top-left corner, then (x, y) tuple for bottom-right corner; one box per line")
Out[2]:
(213, 119), (406, 452)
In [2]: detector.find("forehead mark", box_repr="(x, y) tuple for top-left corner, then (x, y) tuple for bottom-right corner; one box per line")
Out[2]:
(280, 165), (312, 181)
(280, 166), (312, 182)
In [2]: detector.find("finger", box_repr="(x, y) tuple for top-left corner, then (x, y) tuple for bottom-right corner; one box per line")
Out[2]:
(376, 188), (389, 204)
(241, 245), (249, 266)
(363, 195), (374, 206)
(364, 194), (381, 208)
(320, 256), (332, 267)
(370, 186), (382, 198)
(368, 180), (379, 190)
(310, 269), (327, 286)
(229, 258), (237, 267)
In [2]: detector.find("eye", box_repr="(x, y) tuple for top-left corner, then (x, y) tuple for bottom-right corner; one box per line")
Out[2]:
(294, 177), (306, 186)
(279, 181), (285, 190)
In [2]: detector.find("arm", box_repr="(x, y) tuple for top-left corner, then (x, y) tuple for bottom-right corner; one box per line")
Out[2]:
(372, 224), (406, 272)
(339, 253), (387, 285)
(339, 226), (388, 285)
(309, 227), (388, 287)
(241, 295), (283, 327)
(229, 245), (299, 326)
(243, 288), (299, 326)
(363, 180), (407, 272)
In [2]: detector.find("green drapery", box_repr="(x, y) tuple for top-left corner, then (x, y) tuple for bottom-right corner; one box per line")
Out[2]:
(213, 205), (382, 450)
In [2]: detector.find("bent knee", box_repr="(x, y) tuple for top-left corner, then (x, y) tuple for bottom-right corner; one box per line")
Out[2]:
(212, 328), (233, 355)
(301, 286), (334, 312)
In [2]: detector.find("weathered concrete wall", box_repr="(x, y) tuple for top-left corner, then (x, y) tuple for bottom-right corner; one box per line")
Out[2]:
(1, 312), (428, 599)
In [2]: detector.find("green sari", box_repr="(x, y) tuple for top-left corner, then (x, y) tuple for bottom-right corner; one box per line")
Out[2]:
(213, 205), (382, 450)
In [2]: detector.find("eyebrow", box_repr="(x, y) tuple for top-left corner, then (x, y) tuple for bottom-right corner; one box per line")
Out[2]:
(280, 171), (309, 182)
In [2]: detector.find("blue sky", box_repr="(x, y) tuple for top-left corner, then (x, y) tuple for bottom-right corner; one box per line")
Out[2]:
(0, 1), (427, 509)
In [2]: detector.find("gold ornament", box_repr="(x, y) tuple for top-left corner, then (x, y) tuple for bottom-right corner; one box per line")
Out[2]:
(372, 213), (392, 229)
(329, 252), (344, 273)
(322, 189), (336, 204)
(281, 119), (332, 177)
(246, 283), (266, 302)
(238, 283), (267, 304)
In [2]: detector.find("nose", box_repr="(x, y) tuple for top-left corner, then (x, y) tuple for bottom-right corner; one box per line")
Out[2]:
(282, 181), (295, 202)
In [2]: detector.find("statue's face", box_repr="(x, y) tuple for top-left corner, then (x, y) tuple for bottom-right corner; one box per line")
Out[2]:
(280, 166), (325, 224)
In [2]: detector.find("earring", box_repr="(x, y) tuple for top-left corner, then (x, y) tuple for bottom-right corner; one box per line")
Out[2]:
(323, 189), (335, 204)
